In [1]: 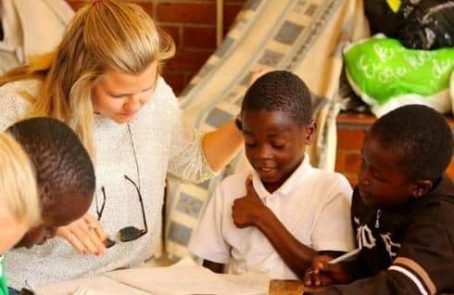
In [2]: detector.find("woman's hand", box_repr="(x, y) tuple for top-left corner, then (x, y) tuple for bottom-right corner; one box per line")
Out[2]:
(56, 213), (107, 255)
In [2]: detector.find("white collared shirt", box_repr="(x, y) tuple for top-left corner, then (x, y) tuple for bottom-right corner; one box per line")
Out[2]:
(189, 155), (354, 279)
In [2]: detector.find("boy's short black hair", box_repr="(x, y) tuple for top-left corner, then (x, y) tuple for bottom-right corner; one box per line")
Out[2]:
(370, 105), (453, 180)
(241, 71), (312, 125)
(6, 117), (95, 216)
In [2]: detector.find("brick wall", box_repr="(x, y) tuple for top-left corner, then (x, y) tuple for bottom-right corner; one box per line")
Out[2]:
(65, 0), (246, 94)
(335, 114), (374, 185)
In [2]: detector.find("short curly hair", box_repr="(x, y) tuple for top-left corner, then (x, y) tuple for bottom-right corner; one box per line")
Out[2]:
(370, 105), (453, 180)
(6, 118), (95, 217)
(241, 71), (313, 125)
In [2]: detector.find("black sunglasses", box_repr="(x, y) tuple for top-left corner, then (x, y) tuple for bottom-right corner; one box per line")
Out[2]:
(96, 175), (148, 248)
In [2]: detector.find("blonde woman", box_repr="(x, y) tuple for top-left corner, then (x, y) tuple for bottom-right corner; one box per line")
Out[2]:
(0, 133), (39, 254)
(0, 133), (39, 294)
(0, 0), (243, 291)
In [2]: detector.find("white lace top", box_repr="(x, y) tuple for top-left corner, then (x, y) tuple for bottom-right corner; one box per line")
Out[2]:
(1, 78), (214, 289)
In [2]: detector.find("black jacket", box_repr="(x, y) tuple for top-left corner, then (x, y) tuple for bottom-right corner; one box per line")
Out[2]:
(314, 176), (454, 295)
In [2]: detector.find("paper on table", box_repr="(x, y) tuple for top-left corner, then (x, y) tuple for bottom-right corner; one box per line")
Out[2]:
(36, 258), (269, 295)
(106, 257), (270, 295)
(36, 275), (149, 295)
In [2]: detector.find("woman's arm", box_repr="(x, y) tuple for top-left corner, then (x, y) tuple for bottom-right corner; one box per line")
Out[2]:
(202, 120), (243, 172)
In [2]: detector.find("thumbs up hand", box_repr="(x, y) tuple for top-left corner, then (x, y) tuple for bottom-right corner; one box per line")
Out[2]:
(232, 175), (267, 228)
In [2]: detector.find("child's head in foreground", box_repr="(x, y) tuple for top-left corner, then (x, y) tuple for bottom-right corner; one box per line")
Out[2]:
(239, 70), (315, 192)
(6, 118), (96, 248)
(0, 133), (39, 254)
(358, 104), (453, 208)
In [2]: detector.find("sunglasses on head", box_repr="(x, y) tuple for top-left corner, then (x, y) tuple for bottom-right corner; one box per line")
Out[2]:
(96, 175), (148, 248)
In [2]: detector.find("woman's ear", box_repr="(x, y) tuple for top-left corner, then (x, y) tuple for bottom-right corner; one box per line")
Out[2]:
(304, 120), (317, 144)
(410, 180), (433, 198)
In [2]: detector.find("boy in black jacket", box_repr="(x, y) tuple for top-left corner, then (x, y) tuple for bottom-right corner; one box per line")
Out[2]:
(305, 105), (454, 294)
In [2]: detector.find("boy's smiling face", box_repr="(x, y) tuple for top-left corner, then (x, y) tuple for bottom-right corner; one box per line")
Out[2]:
(242, 110), (314, 192)
(358, 134), (418, 208)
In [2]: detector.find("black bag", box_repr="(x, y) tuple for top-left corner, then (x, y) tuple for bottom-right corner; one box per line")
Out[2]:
(364, 0), (454, 50)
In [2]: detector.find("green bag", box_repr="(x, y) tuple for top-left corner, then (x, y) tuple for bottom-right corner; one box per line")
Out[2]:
(344, 35), (454, 117)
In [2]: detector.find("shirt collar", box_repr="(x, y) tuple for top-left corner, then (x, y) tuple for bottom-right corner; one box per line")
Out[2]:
(252, 154), (312, 200)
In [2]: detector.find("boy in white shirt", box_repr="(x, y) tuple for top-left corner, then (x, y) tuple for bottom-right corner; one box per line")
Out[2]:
(189, 71), (354, 280)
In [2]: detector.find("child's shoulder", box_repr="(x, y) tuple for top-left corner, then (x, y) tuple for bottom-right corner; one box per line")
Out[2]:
(418, 177), (454, 210)
(289, 168), (352, 203)
(403, 194), (454, 254)
(0, 79), (38, 130)
(413, 196), (454, 223)
(139, 76), (176, 114)
(0, 79), (39, 109)
(408, 178), (454, 232)
(216, 171), (254, 197)
(154, 76), (176, 102)
(305, 168), (352, 189)
(0, 78), (41, 96)
(221, 171), (253, 187)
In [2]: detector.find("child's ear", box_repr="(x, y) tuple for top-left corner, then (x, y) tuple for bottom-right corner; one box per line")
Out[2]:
(410, 180), (433, 198)
(304, 121), (317, 144)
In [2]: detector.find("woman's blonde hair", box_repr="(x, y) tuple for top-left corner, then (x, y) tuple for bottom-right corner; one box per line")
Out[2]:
(0, 133), (40, 227)
(2, 0), (175, 157)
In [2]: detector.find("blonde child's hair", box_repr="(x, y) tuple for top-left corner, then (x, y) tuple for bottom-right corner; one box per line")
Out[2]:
(1, 0), (175, 157)
(0, 133), (40, 227)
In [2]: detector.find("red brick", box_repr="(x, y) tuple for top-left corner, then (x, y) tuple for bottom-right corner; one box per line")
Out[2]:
(135, 3), (154, 16)
(66, 1), (154, 14)
(344, 152), (362, 174)
(161, 71), (187, 95)
(337, 113), (376, 126)
(446, 157), (454, 180)
(346, 174), (359, 187)
(65, 0), (87, 11)
(183, 26), (217, 49)
(183, 72), (196, 84)
(337, 129), (367, 150)
(335, 150), (346, 173)
(160, 25), (181, 47)
(224, 3), (244, 27)
(187, 0), (246, 2)
(166, 49), (212, 72)
(156, 2), (216, 24)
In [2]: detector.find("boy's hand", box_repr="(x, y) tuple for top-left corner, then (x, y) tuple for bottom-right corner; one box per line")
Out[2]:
(304, 255), (352, 287)
(56, 213), (107, 255)
(232, 176), (266, 228)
